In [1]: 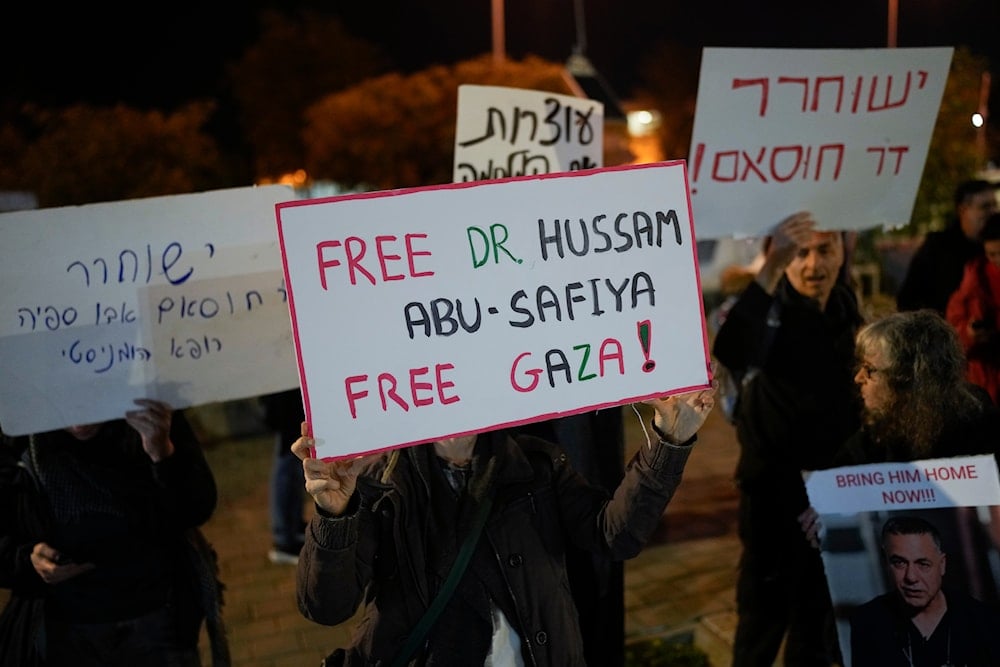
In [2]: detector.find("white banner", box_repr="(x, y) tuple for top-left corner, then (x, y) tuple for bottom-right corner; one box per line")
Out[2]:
(689, 47), (952, 239)
(0, 185), (298, 435)
(277, 162), (711, 460)
(453, 84), (604, 182)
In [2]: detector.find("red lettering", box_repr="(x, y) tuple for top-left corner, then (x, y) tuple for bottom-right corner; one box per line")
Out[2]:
(510, 352), (542, 392)
(377, 373), (408, 412)
(410, 366), (433, 407)
(343, 363), (460, 415)
(317, 240), (343, 291)
(344, 374), (369, 418)
(315, 233), (434, 288)
(376, 235), (404, 282)
(436, 363), (459, 404)
(406, 233), (434, 278)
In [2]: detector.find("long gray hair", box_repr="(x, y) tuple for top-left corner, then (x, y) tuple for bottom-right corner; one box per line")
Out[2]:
(855, 309), (982, 454)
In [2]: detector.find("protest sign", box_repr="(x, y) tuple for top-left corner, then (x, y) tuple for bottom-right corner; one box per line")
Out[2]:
(453, 84), (604, 182)
(276, 161), (710, 460)
(804, 455), (1000, 666)
(688, 47), (953, 239)
(0, 185), (297, 435)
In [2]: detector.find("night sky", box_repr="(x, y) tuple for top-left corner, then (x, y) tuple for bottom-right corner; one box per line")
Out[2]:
(3, 1), (999, 110)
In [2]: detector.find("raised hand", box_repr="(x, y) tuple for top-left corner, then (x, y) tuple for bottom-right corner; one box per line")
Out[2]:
(291, 421), (373, 516)
(125, 398), (175, 462)
(757, 211), (817, 293)
(644, 386), (717, 445)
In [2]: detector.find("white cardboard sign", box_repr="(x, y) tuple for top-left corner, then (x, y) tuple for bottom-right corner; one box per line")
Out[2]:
(277, 162), (711, 460)
(688, 47), (953, 239)
(805, 455), (1000, 666)
(0, 185), (298, 435)
(453, 84), (604, 182)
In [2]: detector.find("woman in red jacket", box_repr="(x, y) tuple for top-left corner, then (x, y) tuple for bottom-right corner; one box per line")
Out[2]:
(946, 212), (1000, 405)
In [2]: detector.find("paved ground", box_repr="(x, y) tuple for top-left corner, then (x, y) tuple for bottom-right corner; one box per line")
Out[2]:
(194, 404), (742, 666)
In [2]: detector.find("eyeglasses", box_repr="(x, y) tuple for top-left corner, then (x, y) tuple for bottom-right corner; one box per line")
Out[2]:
(857, 361), (886, 380)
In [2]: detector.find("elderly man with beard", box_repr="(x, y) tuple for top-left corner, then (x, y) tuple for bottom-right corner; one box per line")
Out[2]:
(848, 515), (1000, 667)
(713, 211), (864, 667)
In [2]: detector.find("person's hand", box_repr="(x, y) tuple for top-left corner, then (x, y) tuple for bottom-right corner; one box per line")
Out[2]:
(756, 211), (817, 293)
(125, 398), (175, 462)
(291, 421), (373, 516)
(643, 386), (716, 446)
(30, 542), (95, 584)
(797, 505), (822, 550)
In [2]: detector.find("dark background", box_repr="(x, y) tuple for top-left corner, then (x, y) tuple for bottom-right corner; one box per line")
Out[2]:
(3, 1), (999, 110)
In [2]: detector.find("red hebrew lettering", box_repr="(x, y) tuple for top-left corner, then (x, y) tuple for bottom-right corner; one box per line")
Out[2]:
(708, 144), (844, 184)
(866, 146), (910, 176)
(813, 77), (846, 112)
(868, 71), (917, 112)
(770, 146), (805, 182)
(815, 144), (845, 180)
(777, 76), (809, 111)
(733, 78), (769, 117)
(740, 148), (768, 182)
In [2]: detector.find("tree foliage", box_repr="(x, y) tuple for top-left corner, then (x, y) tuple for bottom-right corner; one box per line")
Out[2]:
(13, 103), (232, 208)
(907, 46), (991, 234)
(301, 54), (574, 190)
(227, 9), (389, 181)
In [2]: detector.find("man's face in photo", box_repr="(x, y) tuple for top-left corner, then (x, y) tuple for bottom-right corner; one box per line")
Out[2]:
(884, 532), (946, 611)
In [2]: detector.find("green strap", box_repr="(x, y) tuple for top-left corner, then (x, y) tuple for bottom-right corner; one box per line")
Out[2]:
(390, 496), (493, 667)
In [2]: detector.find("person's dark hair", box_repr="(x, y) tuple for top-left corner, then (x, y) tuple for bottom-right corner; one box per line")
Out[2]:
(980, 212), (1000, 243)
(855, 310), (983, 455)
(881, 515), (943, 553)
(954, 179), (996, 208)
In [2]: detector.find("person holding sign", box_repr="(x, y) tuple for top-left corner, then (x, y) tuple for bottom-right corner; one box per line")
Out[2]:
(291, 388), (715, 666)
(712, 211), (864, 667)
(0, 400), (224, 666)
(834, 309), (1000, 467)
(848, 515), (1000, 667)
(800, 310), (1000, 606)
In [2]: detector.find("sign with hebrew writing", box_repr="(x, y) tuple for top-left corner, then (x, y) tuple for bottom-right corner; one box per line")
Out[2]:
(805, 455), (1000, 666)
(0, 185), (297, 435)
(688, 47), (953, 239)
(453, 84), (604, 182)
(277, 162), (710, 460)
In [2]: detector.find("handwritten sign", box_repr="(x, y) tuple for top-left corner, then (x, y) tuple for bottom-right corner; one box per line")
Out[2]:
(805, 455), (1000, 667)
(0, 185), (298, 435)
(453, 84), (604, 183)
(277, 162), (710, 460)
(688, 47), (953, 239)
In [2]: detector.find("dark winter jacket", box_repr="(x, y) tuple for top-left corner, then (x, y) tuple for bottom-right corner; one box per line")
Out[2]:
(0, 413), (219, 662)
(896, 222), (982, 315)
(712, 278), (863, 508)
(849, 588), (1000, 667)
(297, 428), (695, 666)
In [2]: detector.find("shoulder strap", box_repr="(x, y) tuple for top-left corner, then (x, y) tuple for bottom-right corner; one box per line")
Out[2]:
(390, 495), (493, 667)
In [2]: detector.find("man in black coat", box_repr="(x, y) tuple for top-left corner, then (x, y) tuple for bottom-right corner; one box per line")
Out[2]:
(713, 211), (864, 666)
(849, 514), (1000, 667)
(896, 179), (997, 314)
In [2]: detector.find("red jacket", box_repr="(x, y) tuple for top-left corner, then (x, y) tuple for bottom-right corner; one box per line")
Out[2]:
(946, 256), (1000, 405)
